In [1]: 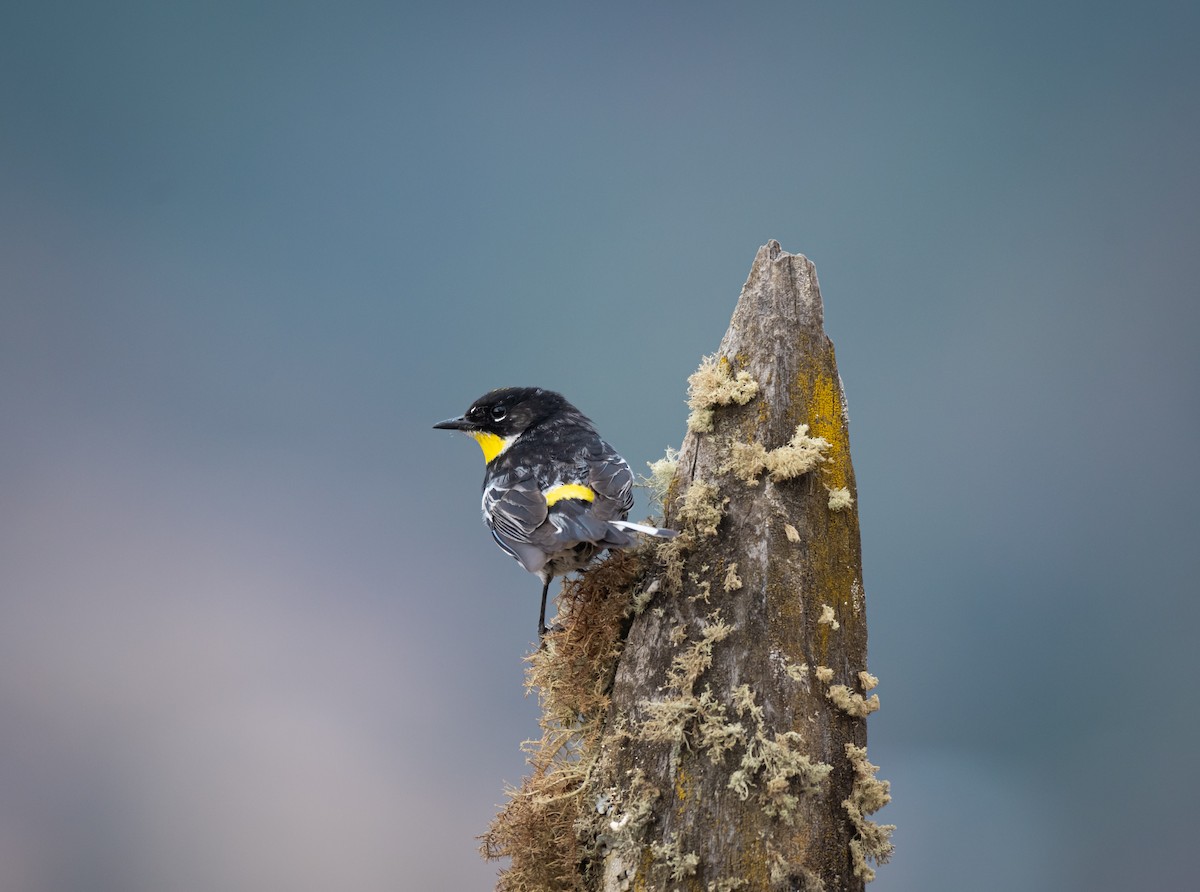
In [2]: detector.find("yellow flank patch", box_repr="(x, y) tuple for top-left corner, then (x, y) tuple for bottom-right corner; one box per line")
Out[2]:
(470, 431), (511, 464)
(543, 483), (595, 507)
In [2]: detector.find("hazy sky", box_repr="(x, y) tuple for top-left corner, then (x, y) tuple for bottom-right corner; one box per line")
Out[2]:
(2, 2), (1197, 890)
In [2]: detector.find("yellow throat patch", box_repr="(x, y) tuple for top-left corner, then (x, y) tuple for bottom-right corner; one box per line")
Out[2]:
(470, 431), (514, 464)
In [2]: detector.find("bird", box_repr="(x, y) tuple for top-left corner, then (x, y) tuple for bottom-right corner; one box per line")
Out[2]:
(434, 387), (677, 638)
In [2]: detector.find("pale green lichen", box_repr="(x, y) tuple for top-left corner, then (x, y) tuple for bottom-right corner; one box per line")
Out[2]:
(817, 604), (840, 631)
(687, 354), (759, 432)
(858, 670), (879, 692)
(678, 480), (727, 538)
(643, 446), (680, 510)
(723, 562), (743, 592)
(726, 683), (832, 824)
(843, 744), (895, 882)
(689, 406), (716, 433)
(741, 735), (827, 822)
(768, 849), (790, 884)
(640, 686), (739, 759)
(814, 666), (834, 683)
(826, 684), (880, 718)
(650, 831), (700, 881)
(785, 662), (809, 682)
(588, 765), (663, 891)
(628, 579), (658, 617)
(659, 479), (728, 594)
(725, 424), (830, 485)
(731, 684), (763, 725)
(639, 612), (742, 762)
(765, 425), (830, 481)
(726, 440), (771, 485)
(666, 612), (734, 691)
(827, 486), (854, 511)
(784, 523), (801, 543)
(636, 618), (837, 886)
(482, 551), (651, 891)
(598, 767), (660, 848)
(767, 852), (826, 892)
(656, 473), (726, 596)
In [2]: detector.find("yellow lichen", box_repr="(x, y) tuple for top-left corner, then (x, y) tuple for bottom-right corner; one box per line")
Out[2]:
(804, 370), (851, 493)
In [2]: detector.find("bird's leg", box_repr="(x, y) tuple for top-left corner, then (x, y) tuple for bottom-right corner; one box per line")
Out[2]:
(537, 576), (551, 640)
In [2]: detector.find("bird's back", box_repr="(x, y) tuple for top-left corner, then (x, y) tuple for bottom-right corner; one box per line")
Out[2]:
(482, 408), (636, 576)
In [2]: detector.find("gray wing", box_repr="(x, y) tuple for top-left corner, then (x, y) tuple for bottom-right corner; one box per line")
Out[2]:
(484, 478), (552, 574)
(585, 441), (635, 522)
(484, 440), (639, 576)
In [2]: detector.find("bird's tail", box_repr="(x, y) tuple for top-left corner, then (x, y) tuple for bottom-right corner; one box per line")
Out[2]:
(609, 519), (680, 539)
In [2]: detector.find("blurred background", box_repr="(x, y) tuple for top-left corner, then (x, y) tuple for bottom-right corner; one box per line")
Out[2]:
(2, 2), (1197, 890)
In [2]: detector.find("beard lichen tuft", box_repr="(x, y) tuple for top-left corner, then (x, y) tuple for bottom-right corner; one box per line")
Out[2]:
(724, 424), (829, 486)
(726, 685), (832, 825)
(641, 446), (680, 515)
(686, 354), (759, 432)
(480, 548), (655, 892)
(826, 486), (854, 511)
(843, 744), (895, 882)
(655, 478), (728, 595)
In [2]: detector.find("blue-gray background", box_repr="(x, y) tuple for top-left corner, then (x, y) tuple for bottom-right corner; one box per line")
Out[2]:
(2, 2), (1196, 890)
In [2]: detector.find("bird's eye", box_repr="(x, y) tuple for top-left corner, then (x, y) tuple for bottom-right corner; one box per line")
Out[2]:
(491, 405), (508, 422)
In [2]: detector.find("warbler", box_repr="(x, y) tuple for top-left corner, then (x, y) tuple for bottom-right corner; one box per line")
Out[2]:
(434, 387), (677, 638)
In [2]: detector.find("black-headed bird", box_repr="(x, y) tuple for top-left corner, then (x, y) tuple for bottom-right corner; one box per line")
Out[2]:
(435, 387), (677, 638)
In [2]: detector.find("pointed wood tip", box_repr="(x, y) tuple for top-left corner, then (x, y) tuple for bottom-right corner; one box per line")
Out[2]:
(762, 239), (786, 262)
(720, 242), (825, 367)
(744, 241), (822, 328)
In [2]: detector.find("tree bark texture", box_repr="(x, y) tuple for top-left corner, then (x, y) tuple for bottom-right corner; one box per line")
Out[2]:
(483, 241), (890, 892)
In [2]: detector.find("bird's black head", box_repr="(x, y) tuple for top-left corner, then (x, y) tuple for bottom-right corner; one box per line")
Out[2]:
(434, 387), (579, 462)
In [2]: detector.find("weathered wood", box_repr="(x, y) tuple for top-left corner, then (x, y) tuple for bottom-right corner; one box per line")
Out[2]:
(483, 241), (890, 892)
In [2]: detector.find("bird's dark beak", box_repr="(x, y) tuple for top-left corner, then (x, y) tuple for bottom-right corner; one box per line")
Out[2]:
(433, 415), (473, 431)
